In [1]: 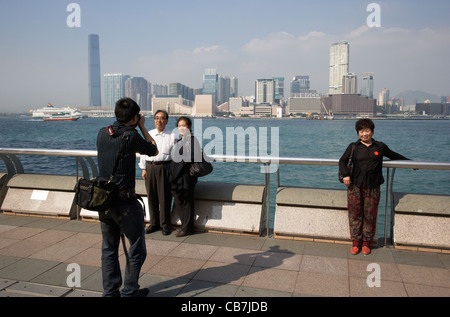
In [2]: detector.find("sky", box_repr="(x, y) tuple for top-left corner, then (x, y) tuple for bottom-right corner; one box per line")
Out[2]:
(0, 0), (449, 112)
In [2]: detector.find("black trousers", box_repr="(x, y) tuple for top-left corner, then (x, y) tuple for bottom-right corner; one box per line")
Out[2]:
(145, 163), (172, 227)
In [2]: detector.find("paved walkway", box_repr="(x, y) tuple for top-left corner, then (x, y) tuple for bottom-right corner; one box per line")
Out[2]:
(0, 213), (449, 298)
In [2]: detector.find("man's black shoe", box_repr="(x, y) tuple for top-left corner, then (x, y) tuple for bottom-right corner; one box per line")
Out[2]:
(145, 225), (160, 234)
(136, 288), (150, 297)
(162, 226), (171, 235)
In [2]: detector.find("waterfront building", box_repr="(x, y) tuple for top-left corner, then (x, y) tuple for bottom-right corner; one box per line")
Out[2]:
(88, 34), (101, 107)
(329, 41), (349, 95)
(255, 79), (275, 105)
(193, 94), (216, 117)
(321, 94), (376, 117)
(104, 73), (130, 109)
(288, 93), (322, 114)
(229, 97), (248, 114)
(151, 95), (193, 115)
(342, 73), (357, 94)
(416, 102), (445, 115)
(125, 77), (149, 111)
(203, 68), (218, 105)
(360, 72), (374, 98)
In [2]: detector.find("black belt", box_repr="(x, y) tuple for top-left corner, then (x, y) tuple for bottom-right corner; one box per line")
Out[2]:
(149, 160), (171, 165)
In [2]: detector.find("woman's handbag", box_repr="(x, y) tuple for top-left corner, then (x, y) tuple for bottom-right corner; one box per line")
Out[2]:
(339, 142), (356, 183)
(75, 127), (129, 211)
(189, 155), (213, 177)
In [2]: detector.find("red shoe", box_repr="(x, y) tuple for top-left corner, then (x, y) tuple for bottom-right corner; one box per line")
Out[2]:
(362, 241), (371, 255)
(362, 246), (371, 255)
(350, 240), (361, 255)
(350, 246), (360, 255)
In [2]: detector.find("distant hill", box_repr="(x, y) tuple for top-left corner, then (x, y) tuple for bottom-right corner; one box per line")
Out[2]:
(394, 90), (442, 105)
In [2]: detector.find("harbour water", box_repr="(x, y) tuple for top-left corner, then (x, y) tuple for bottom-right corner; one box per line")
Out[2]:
(1, 116), (449, 234)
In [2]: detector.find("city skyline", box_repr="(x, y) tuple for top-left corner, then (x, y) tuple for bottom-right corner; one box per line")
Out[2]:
(1, 0), (450, 112)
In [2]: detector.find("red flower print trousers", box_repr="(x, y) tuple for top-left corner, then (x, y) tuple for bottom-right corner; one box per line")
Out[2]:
(347, 185), (380, 242)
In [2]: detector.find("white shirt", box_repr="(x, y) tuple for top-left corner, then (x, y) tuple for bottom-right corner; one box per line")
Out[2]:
(138, 128), (176, 169)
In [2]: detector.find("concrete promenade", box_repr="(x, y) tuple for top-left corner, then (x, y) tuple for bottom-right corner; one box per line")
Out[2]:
(0, 213), (449, 298)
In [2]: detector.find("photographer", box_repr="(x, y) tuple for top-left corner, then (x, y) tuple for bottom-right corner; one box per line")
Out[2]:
(97, 98), (158, 297)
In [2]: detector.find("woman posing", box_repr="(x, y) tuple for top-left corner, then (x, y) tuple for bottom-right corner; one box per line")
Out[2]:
(169, 117), (202, 237)
(339, 119), (411, 255)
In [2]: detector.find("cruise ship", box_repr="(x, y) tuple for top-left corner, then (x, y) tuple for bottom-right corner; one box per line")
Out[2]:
(31, 104), (82, 120)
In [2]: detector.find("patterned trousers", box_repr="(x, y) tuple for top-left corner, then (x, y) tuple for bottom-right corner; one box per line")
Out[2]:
(347, 185), (380, 242)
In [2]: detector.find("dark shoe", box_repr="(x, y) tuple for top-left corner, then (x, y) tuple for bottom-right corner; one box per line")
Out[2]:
(145, 225), (160, 234)
(136, 288), (149, 297)
(162, 226), (171, 235)
(175, 230), (191, 237)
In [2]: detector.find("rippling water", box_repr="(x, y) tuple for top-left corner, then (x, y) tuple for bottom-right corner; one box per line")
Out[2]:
(1, 116), (449, 232)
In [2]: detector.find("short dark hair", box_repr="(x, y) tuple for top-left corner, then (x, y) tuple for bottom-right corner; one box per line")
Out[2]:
(355, 118), (375, 133)
(154, 110), (169, 120)
(115, 98), (140, 123)
(176, 116), (192, 132)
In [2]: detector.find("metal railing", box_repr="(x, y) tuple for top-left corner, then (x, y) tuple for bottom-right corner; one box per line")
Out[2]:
(1, 147), (450, 243)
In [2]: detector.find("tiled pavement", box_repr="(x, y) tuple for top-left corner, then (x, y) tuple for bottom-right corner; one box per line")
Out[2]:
(0, 213), (449, 298)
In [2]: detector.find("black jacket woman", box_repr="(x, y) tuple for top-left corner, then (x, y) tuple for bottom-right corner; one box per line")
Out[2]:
(169, 116), (201, 237)
(339, 119), (410, 256)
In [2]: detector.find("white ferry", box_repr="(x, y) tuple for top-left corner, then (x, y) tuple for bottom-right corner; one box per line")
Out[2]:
(31, 104), (82, 121)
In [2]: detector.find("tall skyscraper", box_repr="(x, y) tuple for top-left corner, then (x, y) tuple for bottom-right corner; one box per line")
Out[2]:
(104, 73), (129, 109)
(361, 72), (374, 98)
(202, 68), (218, 105)
(88, 34), (101, 107)
(255, 79), (275, 104)
(329, 41), (349, 94)
(273, 77), (284, 105)
(218, 76), (231, 105)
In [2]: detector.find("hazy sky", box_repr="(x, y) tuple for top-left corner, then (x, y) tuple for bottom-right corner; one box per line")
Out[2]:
(1, 0), (449, 112)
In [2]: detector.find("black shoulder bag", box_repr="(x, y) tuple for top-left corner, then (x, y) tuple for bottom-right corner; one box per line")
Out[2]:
(338, 142), (356, 183)
(75, 127), (130, 212)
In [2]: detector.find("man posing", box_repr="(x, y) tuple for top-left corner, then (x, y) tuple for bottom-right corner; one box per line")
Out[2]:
(139, 110), (176, 235)
(97, 98), (158, 297)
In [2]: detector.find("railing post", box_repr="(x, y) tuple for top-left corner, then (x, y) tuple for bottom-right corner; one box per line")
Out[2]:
(264, 163), (270, 237)
(384, 168), (390, 247)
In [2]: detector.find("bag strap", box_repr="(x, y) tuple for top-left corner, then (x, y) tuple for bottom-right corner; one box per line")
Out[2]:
(107, 126), (133, 182)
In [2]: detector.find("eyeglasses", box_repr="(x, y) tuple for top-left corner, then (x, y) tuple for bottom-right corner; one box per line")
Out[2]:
(154, 116), (167, 121)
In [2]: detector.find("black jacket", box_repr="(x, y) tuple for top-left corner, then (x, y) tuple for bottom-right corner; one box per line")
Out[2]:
(339, 139), (409, 188)
(97, 121), (157, 191)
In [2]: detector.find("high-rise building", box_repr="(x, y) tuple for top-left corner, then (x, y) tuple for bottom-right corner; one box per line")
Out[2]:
(329, 41), (349, 94)
(255, 79), (275, 104)
(218, 76), (231, 105)
(230, 77), (238, 98)
(88, 34), (101, 107)
(360, 72), (374, 98)
(290, 76), (311, 97)
(273, 77), (284, 104)
(378, 88), (390, 107)
(125, 77), (149, 110)
(342, 73), (357, 94)
(104, 73), (129, 109)
(202, 68), (218, 105)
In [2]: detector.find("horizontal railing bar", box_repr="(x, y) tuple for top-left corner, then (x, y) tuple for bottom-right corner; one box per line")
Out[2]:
(1, 148), (450, 170)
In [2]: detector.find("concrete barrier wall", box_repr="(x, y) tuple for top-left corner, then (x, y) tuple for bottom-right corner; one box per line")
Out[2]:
(393, 192), (450, 250)
(79, 180), (267, 235)
(274, 187), (351, 241)
(1, 174), (78, 218)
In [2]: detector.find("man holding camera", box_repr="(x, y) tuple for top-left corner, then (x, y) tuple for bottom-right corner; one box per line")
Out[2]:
(97, 98), (158, 297)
